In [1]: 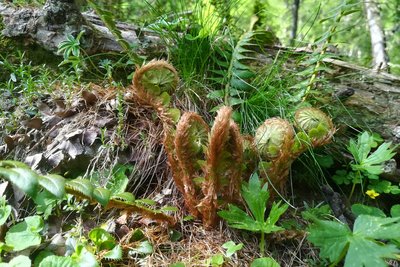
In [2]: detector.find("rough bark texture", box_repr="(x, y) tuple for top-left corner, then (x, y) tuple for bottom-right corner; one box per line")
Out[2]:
(290, 0), (300, 46)
(0, 1), (164, 56)
(364, 0), (389, 71)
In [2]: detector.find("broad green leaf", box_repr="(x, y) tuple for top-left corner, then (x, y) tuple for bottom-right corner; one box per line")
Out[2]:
(391, 205), (400, 217)
(307, 219), (351, 262)
(170, 263), (185, 267)
(93, 188), (111, 207)
(72, 244), (99, 267)
(209, 253), (224, 266)
(0, 167), (39, 197)
(251, 257), (280, 267)
(106, 164), (132, 194)
(88, 228), (116, 251)
(345, 236), (398, 267)
(34, 190), (58, 219)
(0, 255), (31, 267)
(222, 241), (243, 257)
(308, 215), (400, 266)
(5, 215), (44, 251)
(131, 240), (153, 255)
(263, 201), (288, 233)
(0, 196), (11, 226)
(103, 244), (122, 260)
(241, 173), (269, 222)
(218, 204), (260, 232)
(34, 250), (54, 267)
(351, 204), (386, 218)
(348, 132), (396, 176)
(65, 178), (94, 199)
(39, 174), (66, 198)
(38, 256), (76, 267)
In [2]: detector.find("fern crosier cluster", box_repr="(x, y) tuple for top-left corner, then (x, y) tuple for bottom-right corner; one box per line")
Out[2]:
(253, 108), (335, 196)
(131, 60), (335, 227)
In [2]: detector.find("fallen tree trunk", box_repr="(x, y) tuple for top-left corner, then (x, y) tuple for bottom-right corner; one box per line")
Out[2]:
(1, 1), (400, 145)
(0, 1), (164, 56)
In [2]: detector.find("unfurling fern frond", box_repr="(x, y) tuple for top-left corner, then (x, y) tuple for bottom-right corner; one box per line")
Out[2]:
(251, 108), (334, 195)
(198, 106), (243, 227)
(174, 112), (209, 217)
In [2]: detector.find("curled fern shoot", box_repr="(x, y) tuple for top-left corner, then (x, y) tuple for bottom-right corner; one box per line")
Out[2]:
(175, 112), (210, 217)
(199, 106), (244, 227)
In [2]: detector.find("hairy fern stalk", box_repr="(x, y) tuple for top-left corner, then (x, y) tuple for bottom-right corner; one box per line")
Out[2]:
(131, 60), (335, 227)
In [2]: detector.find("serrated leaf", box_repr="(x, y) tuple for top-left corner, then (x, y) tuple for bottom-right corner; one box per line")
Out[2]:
(308, 215), (400, 266)
(111, 192), (135, 203)
(93, 188), (111, 207)
(307, 219), (351, 262)
(218, 173), (287, 235)
(39, 174), (66, 198)
(89, 228), (116, 251)
(65, 178), (94, 199)
(351, 204), (386, 218)
(106, 164), (132, 194)
(0, 255), (31, 267)
(160, 206), (178, 212)
(222, 241), (243, 257)
(135, 198), (157, 206)
(5, 216), (44, 251)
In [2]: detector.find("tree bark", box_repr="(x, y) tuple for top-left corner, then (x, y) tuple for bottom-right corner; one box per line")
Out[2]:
(0, 1), (164, 56)
(364, 0), (389, 71)
(290, 0), (300, 46)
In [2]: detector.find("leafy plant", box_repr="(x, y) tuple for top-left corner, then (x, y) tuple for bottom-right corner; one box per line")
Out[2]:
(218, 173), (288, 256)
(299, 1), (361, 101)
(0, 160), (175, 225)
(5, 215), (44, 251)
(332, 131), (397, 199)
(57, 31), (86, 81)
(250, 257), (280, 267)
(132, 60), (334, 227)
(205, 241), (244, 266)
(307, 214), (400, 266)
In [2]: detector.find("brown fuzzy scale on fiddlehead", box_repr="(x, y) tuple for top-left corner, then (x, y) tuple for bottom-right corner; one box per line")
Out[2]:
(254, 118), (295, 193)
(130, 60), (183, 193)
(174, 112), (210, 217)
(254, 118), (295, 160)
(131, 60), (180, 128)
(198, 106), (244, 227)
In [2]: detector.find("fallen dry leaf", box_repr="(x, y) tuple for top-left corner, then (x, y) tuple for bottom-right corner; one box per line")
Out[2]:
(21, 117), (43, 129)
